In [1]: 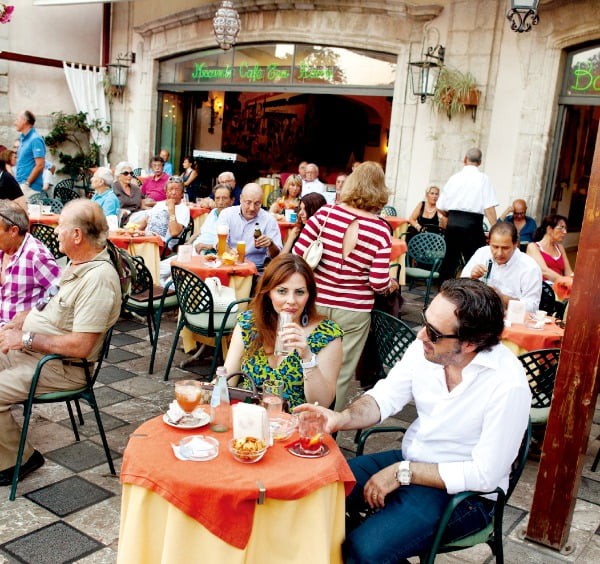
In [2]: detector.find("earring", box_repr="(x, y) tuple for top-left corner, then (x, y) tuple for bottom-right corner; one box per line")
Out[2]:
(301, 307), (309, 327)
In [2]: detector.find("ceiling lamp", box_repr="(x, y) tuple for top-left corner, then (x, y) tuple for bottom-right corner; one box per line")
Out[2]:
(408, 44), (445, 103)
(506, 0), (540, 33)
(213, 1), (241, 51)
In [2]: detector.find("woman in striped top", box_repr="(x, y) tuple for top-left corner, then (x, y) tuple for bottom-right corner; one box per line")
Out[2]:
(293, 162), (398, 411)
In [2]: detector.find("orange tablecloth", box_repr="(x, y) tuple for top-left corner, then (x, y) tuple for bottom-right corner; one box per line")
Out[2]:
(188, 205), (211, 219)
(390, 237), (407, 261)
(170, 255), (257, 286)
(109, 232), (164, 283)
(28, 213), (60, 227)
(108, 232), (163, 250)
(120, 415), (355, 549)
(553, 276), (573, 301)
(382, 216), (408, 238)
(501, 319), (564, 355)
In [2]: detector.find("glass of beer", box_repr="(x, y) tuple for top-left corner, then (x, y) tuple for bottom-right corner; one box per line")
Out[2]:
(236, 241), (246, 263)
(216, 224), (229, 257)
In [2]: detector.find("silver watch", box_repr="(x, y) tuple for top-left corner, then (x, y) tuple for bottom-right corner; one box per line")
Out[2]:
(300, 353), (318, 369)
(22, 331), (34, 351)
(396, 460), (411, 485)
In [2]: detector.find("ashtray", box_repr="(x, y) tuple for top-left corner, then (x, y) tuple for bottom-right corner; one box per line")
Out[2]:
(524, 321), (544, 330)
(269, 414), (298, 441)
(172, 435), (219, 461)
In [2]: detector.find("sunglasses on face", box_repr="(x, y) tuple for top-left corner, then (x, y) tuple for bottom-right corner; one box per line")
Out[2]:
(421, 312), (460, 344)
(121, 171), (134, 176)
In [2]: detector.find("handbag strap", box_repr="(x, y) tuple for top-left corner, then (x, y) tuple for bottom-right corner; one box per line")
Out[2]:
(314, 205), (334, 241)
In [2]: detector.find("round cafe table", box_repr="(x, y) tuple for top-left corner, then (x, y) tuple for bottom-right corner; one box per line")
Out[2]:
(501, 318), (564, 356)
(28, 213), (60, 228)
(382, 216), (409, 238)
(390, 237), (408, 285)
(188, 204), (211, 235)
(118, 416), (355, 564)
(170, 255), (258, 354)
(108, 231), (164, 283)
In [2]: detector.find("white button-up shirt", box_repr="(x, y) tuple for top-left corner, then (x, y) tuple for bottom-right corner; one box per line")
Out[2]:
(438, 165), (498, 214)
(367, 340), (531, 495)
(461, 246), (542, 313)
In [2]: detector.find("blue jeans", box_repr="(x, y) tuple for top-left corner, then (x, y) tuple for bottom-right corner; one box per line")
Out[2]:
(344, 450), (494, 564)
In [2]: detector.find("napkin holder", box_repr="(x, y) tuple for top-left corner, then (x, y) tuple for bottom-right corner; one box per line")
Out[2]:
(506, 300), (526, 325)
(232, 403), (270, 445)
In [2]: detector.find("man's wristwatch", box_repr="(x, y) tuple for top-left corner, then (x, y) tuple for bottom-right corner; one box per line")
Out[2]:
(300, 353), (318, 370)
(169, 215), (176, 222)
(396, 460), (412, 486)
(22, 332), (34, 351)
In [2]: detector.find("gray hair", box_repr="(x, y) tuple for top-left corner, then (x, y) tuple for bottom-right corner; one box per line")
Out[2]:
(114, 161), (134, 176)
(0, 199), (29, 234)
(465, 148), (482, 165)
(218, 171), (235, 183)
(213, 183), (233, 197)
(63, 199), (109, 247)
(95, 166), (114, 187)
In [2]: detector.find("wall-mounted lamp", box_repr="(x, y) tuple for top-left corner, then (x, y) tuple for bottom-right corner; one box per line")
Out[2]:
(213, 0), (241, 51)
(408, 44), (445, 103)
(107, 52), (135, 101)
(506, 0), (540, 33)
(208, 97), (223, 134)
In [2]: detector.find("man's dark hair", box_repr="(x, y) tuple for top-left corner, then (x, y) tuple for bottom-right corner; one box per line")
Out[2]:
(490, 221), (518, 244)
(440, 278), (504, 352)
(213, 182), (233, 197)
(23, 111), (36, 126)
(151, 155), (165, 164)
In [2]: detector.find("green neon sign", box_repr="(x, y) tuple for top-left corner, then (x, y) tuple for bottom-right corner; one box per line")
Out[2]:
(569, 62), (600, 94)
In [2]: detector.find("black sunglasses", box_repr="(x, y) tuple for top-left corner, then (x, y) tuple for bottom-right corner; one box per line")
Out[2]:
(421, 311), (460, 344)
(121, 171), (134, 176)
(35, 285), (60, 311)
(0, 212), (17, 227)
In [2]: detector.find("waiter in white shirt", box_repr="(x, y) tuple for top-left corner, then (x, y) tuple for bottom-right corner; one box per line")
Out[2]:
(437, 147), (498, 281)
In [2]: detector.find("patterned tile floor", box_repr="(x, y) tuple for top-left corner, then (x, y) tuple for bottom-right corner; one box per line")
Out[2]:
(0, 286), (598, 563)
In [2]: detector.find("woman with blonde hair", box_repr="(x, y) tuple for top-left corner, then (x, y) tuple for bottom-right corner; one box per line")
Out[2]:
(293, 161), (398, 410)
(406, 184), (446, 241)
(269, 174), (302, 220)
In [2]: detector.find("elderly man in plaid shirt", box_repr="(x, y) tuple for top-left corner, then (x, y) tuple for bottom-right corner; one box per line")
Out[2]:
(0, 201), (60, 327)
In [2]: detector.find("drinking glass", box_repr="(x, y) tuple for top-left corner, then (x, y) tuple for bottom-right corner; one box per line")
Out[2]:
(298, 411), (325, 454)
(534, 310), (547, 323)
(262, 380), (284, 419)
(174, 380), (203, 424)
(236, 241), (246, 263)
(217, 224), (229, 257)
(177, 244), (193, 262)
(274, 311), (293, 356)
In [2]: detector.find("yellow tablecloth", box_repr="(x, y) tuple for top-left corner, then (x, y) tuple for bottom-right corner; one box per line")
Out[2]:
(118, 481), (346, 564)
(130, 241), (161, 283)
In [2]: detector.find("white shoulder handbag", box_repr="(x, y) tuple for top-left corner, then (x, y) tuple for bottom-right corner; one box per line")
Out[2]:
(303, 206), (333, 270)
(204, 277), (238, 313)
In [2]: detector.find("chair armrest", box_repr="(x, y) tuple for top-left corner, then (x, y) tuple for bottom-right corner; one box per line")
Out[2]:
(355, 425), (407, 456)
(216, 298), (252, 331)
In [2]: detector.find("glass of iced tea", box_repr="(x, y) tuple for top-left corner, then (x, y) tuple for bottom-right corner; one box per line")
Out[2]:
(262, 380), (284, 419)
(298, 411), (325, 455)
(174, 380), (203, 424)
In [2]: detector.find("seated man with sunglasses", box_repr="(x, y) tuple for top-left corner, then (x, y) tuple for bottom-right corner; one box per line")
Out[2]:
(0, 199), (122, 486)
(0, 200), (60, 328)
(295, 278), (531, 563)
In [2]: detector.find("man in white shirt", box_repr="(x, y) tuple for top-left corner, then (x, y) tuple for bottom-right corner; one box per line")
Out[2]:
(437, 148), (498, 281)
(462, 222), (542, 312)
(296, 279), (530, 563)
(301, 163), (325, 196)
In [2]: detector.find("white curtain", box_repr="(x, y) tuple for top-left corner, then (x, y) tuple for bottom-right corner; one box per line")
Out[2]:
(63, 63), (112, 166)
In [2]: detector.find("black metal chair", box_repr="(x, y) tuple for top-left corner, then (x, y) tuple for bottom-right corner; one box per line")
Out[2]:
(163, 266), (250, 381)
(161, 218), (194, 259)
(52, 178), (75, 193)
(124, 256), (179, 373)
(382, 205), (397, 216)
(405, 232), (446, 309)
(539, 281), (567, 320)
(9, 331), (116, 501)
(519, 348), (561, 428)
(30, 222), (65, 260)
(36, 197), (64, 214)
(54, 184), (82, 205)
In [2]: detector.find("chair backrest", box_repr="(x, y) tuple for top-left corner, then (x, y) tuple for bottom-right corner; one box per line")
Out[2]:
(129, 255), (153, 298)
(30, 222), (65, 259)
(407, 232), (446, 266)
(383, 205), (397, 216)
(539, 281), (557, 315)
(518, 348), (561, 409)
(371, 309), (417, 379)
(38, 197), (64, 214)
(170, 265), (214, 318)
(506, 418), (532, 500)
(28, 193), (45, 204)
(54, 185), (81, 205)
(133, 167), (143, 177)
(266, 188), (282, 207)
(53, 178), (75, 192)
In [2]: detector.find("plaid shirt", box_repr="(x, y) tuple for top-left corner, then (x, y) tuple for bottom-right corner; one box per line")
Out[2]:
(0, 233), (61, 325)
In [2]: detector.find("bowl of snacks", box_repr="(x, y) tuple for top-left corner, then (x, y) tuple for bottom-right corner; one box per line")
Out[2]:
(229, 437), (268, 463)
(221, 251), (237, 266)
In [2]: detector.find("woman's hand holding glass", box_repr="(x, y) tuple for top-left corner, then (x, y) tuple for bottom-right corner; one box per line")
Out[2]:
(278, 320), (311, 361)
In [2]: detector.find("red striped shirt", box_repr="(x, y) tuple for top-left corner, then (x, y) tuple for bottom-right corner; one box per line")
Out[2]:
(293, 205), (392, 311)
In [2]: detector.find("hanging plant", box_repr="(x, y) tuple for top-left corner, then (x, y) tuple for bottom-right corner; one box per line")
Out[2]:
(0, 4), (14, 24)
(432, 68), (481, 120)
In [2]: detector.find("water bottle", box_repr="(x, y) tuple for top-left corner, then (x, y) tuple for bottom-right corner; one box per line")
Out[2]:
(210, 366), (231, 432)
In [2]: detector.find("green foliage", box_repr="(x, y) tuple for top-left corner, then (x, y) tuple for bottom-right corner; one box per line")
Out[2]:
(45, 111), (110, 179)
(432, 68), (479, 120)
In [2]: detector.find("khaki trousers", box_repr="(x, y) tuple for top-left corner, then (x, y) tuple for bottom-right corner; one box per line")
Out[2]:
(316, 306), (371, 412)
(0, 350), (86, 470)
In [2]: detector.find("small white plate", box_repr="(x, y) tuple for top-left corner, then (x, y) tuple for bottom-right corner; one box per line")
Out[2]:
(163, 411), (210, 429)
(205, 258), (222, 268)
(171, 435), (219, 461)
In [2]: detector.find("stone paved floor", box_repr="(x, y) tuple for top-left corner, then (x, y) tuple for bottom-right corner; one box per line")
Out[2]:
(0, 285), (598, 563)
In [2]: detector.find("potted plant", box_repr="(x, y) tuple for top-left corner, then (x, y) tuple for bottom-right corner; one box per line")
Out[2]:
(432, 68), (481, 120)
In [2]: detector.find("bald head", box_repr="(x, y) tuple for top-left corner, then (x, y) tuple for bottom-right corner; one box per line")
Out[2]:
(240, 183), (263, 220)
(512, 199), (527, 214)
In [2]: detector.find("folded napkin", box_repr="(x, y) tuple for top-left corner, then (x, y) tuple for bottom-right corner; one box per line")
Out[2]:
(167, 400), (206, 424)
(232, 403), (270, 444)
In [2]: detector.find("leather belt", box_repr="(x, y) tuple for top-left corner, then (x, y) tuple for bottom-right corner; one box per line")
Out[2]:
(61, 360), (86, 368)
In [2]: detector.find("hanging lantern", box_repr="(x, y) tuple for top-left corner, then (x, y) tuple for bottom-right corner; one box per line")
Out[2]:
(213, 0), (241, 51)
